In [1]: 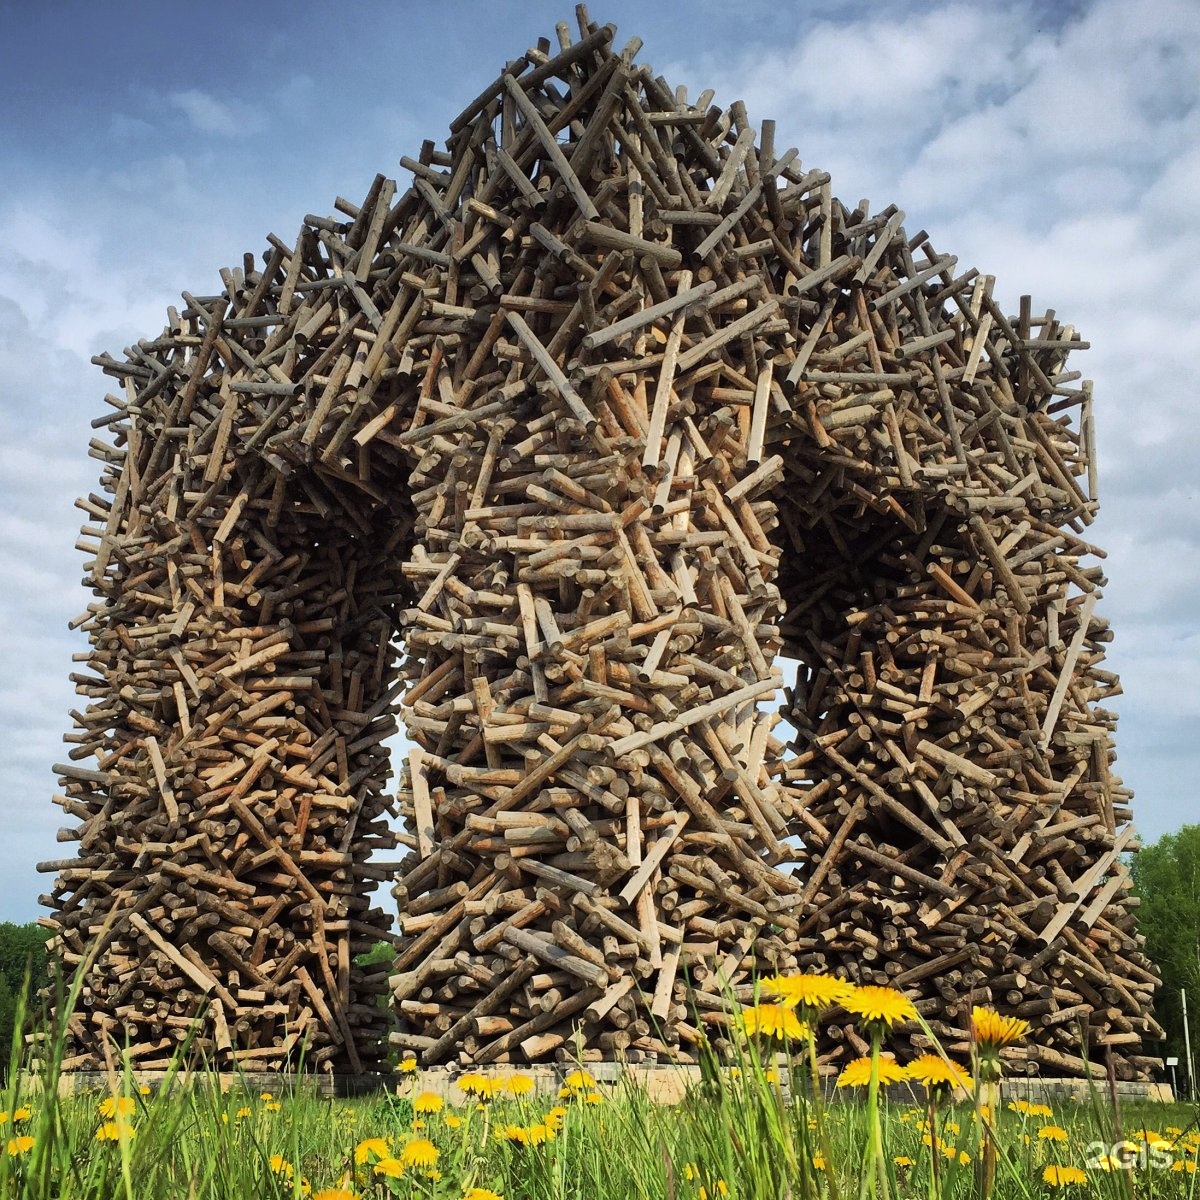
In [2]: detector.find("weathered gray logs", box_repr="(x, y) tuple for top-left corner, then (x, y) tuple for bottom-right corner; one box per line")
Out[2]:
(43, 8), (1160, 1078)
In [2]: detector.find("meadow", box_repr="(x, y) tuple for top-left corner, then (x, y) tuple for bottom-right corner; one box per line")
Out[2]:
(1, 975), (1196, 1200)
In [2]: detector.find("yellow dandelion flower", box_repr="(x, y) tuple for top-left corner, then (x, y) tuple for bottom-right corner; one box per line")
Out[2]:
(545, 1105), (567, 1130)
(398, 1057), (419, 1074)
(1171, 1161), (1198, 1174)
(98, 1096), (136, 1119)
(760, 972), (856, 1011)
(5, 1135), (35, 1156)
(945, 1121), (961, 1136)
(765, 1068), (779, 1084)
(1043, 1165), (1087, 1186)
(1038, 1126), (1069, 1142)
(354, 1137), (391, 1164)
(462, 1190), (504, 1200)
(312, 1190), (357, 1200)
(95, 1120), (135, 1143)
(269, 1154), (295, 1179)
(971, 1006), (1029, 1049)
(265, 1102), (281, 1112)
(895, 1156), (914, 1167)
(413, 1091), (444, 1114)
(458, 1072), (496, 1099)
(563, 1069), (595, 1090)
(401, 1138), (438, 1169)
(841, 985), (916, 1028)
(837, 1055), (906, 1088)
(905, 1054), (973, 1093)
(740, 1003), (810, 1041)
(425, 1167), (442, 1181)
(503, 1124), (529, 1145)
(503, 1073), (535, 1097)
(1027, 1103), (1053, 1118)
(373, 1158), (405, 1179)
(585, 1091), (603, 1105)
(0, 1112), (7, 1125)
(445, 1113), (462, 1129)
(1094, 1155), (1120, 1171)
(12, 1107), (32, 1122)
(958, 1151), (971, 1166)
(812, 1154), (826, 1169)
(235, 1106), (252, 1119)
(412, 1119), (426, 1132)
(1166, 1126), (1183, 1136)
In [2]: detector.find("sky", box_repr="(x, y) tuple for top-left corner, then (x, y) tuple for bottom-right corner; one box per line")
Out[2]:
(1, 0), (1198, 924)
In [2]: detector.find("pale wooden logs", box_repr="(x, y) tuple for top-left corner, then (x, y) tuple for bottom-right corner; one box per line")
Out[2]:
(44, 11), (1159, 1078)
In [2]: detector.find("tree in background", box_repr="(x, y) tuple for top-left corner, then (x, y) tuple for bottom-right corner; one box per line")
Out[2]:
(0, 921), (53, 1072)
(1131, 824), (1200, 1091)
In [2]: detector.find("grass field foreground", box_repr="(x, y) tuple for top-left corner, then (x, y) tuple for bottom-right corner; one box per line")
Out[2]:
(0, 975), (1196, 1199)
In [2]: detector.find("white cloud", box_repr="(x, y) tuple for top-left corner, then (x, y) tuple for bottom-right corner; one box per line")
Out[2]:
(169, 88), (266, 137)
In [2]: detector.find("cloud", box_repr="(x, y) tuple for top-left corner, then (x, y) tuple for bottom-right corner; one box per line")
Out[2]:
(168, 88), (266, 137)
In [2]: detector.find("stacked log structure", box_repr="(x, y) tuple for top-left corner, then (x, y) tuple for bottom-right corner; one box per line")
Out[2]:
(42, 10), (1161, 1078)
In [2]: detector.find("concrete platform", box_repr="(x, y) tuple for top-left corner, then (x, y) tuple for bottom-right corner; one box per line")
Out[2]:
(42, 1066), (1174, 1105)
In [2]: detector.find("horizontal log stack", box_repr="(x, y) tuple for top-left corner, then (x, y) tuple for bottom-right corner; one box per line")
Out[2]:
(43, 8), (1160, 1078)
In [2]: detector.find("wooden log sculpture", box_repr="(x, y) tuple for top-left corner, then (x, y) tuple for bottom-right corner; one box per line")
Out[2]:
(42, 12), (1162, 1078)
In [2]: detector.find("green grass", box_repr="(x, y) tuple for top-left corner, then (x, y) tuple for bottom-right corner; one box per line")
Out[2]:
(1, 975), (1197, 1199)
(1, 1047), (1198, 1199)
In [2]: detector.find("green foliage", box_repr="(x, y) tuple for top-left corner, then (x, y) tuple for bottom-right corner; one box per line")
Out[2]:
(355, 939), (397, 968)
(1130, 823), (1200, 1075)
(0, 922), (52, 1074)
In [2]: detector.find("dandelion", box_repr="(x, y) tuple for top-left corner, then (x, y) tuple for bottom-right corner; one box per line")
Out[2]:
(399, 1056), (419, 1074)
(842, 984), (916, 1029)
(895, 1156), (914, 1167)
(12, 1107), (31, 1122)
(445, 1113), (463, 1129)
(740, 1003), (810, 1041)
(414, 1091), (444, 1114)
(585, 1090), (603, 1105)
(760, 971), (856, 1013)
(503, 1125), (529, 1145)
(235, 1106), (252, 1119)
(526, 1123), (555, 1145)
(503, 1073), (535, 1097)
(95, 1120), (136, 1143)
(1038, 1126), (1069, 1142)
(462, 1190), (504, 1200)
(312, 1190), (357, 1200)
(265, 1102), (281, 1112)
(1043, 1165), (1088, 1186)
(355, 1137), (392, 1164)
(905, 1054), (973, 1094)
(459, 1072), (497, 1099)
(1093, 1155), (1121, 1172)
(5, 1135), (34, 1156)
(836, 1054), (906, 1088)
(562, 1069), (595, 1090)
(401, 1138), (439, 1169)
(98, 1096), (136, 1119)
(373, 1158), (406, 1179)
(269, 1154), (295, 1179)
(970, 1006), (1030, 1052)
(1027, 1103), (1053, 1118)
(1171, 1161), (1198, 1174)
